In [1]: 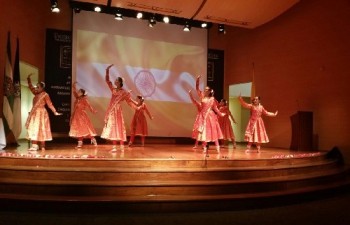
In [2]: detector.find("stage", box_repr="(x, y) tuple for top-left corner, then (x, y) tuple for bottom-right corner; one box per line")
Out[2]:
(0, 140), (349, 213)
(0, 140), (322, 160)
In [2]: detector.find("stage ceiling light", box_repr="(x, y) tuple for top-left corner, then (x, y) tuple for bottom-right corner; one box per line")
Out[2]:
(149, 15), (156, 27)
(201, 22), (207, 28)
(163, 16), (170, 23)
(218, 24), (226, 34)
(115, 13), (123, 20)
(74, 7), (81, 13)
(51, 0), (60, 12)
(183, 22), (191, 32)
(136, 12), (143, 19)
(94, 6), (101, 12)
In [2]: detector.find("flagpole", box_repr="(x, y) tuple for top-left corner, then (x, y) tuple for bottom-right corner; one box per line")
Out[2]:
(250, 62), (256, 100)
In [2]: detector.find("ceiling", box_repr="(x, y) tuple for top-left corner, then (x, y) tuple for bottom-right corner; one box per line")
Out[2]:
(71, 0), (300, 29)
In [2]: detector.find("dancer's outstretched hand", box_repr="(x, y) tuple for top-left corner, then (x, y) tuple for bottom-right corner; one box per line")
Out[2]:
(55, 112), (63, 116)
(106, 64), (114, 70)
(274, 111), (278, 116)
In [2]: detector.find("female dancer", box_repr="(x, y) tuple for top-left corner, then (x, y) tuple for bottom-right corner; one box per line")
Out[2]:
(69, 81), (98, 148)
(26, 73), (62, 151)
(188, 89), (201, 149)
(218, 99), (237, 148)
(196, 75), (224, 153)
(101, 64), (136, 152)
(128, 95), (153, 146)
(238, 94), (278, 153)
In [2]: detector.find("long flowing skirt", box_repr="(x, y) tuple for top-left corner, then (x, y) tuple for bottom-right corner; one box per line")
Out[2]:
(69, 110), (96, 138)
(101, 106), (127, 141)
(130, 112), (148, 136)
(26, 108), (52, 141)
(197, 111), (223, 142)
(244, 118), (269, 143)
(218, 117), (235, 140)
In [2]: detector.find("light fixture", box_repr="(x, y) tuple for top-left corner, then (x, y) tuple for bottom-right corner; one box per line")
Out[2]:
(136, 12), (143, 19)
(201, 22), (207, 28)
(74, 7), (81, 14)
(51, 0), (60, 12)
(218, 24), (226, 34)
(115, 13), (123, 20)
(94, 6), (101, 12)
(163, 16), (170, 23)
(149, 15), (156, 27)
(183, 22), (191, 32)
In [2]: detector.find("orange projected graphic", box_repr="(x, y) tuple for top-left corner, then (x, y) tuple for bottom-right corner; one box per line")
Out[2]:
(73, 11), (207, 137)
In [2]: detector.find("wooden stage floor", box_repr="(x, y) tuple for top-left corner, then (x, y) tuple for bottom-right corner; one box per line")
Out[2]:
(1, 140), (322, 160)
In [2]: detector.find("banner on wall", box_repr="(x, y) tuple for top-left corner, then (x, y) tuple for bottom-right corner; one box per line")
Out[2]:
(207, 49), (224, 102)
(45, 29), (72, 133)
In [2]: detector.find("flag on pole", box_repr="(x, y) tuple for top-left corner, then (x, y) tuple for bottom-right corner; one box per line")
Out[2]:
(12, 37), (21, 140)
(2, 31), (17, 145)
(250, 62), (256, 100)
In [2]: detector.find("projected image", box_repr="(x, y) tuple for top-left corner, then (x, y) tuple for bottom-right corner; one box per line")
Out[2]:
(73, 11), (207, 137)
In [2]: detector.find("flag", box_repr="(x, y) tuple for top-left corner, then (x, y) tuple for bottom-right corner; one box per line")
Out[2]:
(250, 62), (256, 100)
(12, 38), (21, 140)
(2, 31), (16, 145)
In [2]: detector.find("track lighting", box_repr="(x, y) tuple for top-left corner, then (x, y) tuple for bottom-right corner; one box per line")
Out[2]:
(74, 7), (81, 13)
(115, 13), (123, 20)
(94, 6), (101, 12)
(149, 15), (156, 27)
(51, 0), (60, 13)
(218, 24), (226, 34)
(136, 12), (143, 19)
(163, 16), (170, 23)
(183, 22), (191, 32)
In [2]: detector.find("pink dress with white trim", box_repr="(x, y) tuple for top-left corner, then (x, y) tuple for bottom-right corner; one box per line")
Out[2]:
(25, 77), (57, 141)
(238, 96), (276, 143)
(69, 85), (97, 138)
(218, 106), (235, 140)
(130, 103), (152, 136)
(101, 71), (135, 141)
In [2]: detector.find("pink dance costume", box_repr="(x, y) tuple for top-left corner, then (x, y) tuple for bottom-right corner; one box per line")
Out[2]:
(218, 105), (236, 146)
(238, 96), (276, 151)
(25, 77), (58, 149)
(69, 84), (97, 147)
(195, 77), (223, 152)
(129, 102), (153, 146)
(101, 70), (135, 144)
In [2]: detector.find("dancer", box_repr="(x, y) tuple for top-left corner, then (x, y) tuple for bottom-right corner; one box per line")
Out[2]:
(238, 94), (278, 153)
(101, 64), (136, 152)
(69, 81), (98, 148)
(188, 89), (202, 149)
(25, 73), (62, 151)
(128, 95), (154, 146)
(218, 99), (237, 148)
(196, 75), (224, 153)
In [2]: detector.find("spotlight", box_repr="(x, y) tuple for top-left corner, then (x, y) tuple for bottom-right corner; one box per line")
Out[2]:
(115, 13), (123, 20)
(51, 0), (60, 12)
(149, 15), (156, 27)
(74, 7), (81, 13)
(201, 22), (207, 28)
(94, 6), (101, 12)
(163, 16), (170, 23)
(136, 12), (143, 19)
(218, 24), (226, 34)
(183, 22), (191, 32)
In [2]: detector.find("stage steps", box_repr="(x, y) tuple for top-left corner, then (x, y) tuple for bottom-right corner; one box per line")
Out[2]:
(0, 149), (349, 206)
